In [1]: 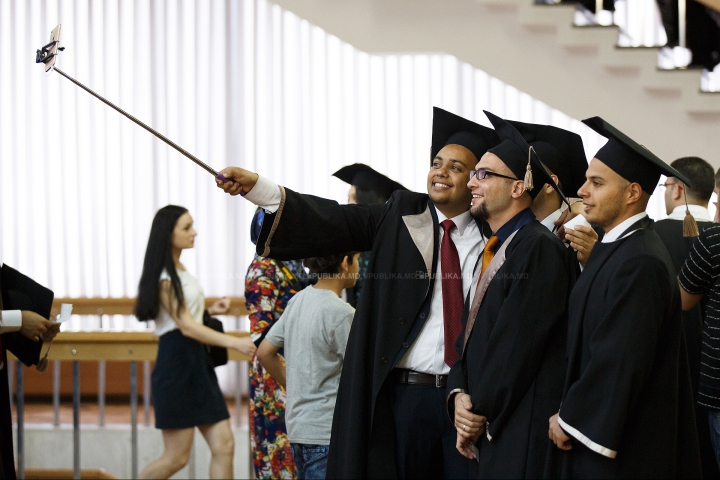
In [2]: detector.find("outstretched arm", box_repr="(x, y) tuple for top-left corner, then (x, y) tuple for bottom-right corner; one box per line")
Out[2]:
(215, 167), (260, 197)
(160, 280), (256, 357)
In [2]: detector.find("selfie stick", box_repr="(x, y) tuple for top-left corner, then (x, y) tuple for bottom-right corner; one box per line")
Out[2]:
(36, 27), (231, 184)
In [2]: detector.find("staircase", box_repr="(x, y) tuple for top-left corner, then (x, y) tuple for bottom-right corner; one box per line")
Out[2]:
(269, 0), (720, 164)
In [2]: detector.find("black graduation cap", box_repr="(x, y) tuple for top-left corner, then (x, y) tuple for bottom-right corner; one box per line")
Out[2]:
(581, 117), (692, 194)
(582, 116), (699, 237)
(332, 164), (408, 200)
(1, 264), (54, 319)
(430, 107), (500, 165)
(484, 111), (570, 205)
(507, 120), (588, 198)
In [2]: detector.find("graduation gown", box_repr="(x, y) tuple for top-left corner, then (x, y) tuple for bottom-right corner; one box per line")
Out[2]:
(548, 217), (701, 478)
(0, 273), (43, 480)
(447, 220), (575, 479)
(256, 187), (479, 479)
(655, 218), (719, 480)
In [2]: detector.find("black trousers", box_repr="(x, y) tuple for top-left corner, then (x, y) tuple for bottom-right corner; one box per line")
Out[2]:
(391, 381), (470, 479)
(656, 0), (720, 68)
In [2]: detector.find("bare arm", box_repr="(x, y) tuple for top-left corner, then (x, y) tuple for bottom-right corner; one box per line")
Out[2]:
(257, 338), (286, 389)
(679, 282), (704, 311)
(159, 280), (256, 357)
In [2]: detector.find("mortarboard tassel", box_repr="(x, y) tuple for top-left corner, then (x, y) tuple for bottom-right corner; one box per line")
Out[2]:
(683, 188), (699, 237)
(524, 146), (534, 191)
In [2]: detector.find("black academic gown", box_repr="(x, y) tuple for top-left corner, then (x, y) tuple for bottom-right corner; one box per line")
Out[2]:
(0, 275), (43, 480)
(655, 217), (719, 480)
(256, 187), (479, 479)
(447, 219), (575, 479)
(548, 217), (701, 478)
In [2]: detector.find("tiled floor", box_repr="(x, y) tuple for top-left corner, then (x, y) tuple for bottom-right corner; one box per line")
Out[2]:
(14, 399), (249, 427)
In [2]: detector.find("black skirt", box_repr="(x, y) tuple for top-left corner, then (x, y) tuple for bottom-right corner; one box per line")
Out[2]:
(152, 329), (230, 429)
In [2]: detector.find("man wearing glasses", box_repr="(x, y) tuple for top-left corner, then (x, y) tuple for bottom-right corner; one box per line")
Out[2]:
(655, 157), (717, 478)
(447, 111), (577, 479)
(215, 107), (499, 479)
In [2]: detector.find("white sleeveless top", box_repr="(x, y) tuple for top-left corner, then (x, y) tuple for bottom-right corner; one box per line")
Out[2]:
(154, 268), (205, 337)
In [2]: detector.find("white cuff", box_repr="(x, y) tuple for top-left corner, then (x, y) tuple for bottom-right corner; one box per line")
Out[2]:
(558, 415), (617, 458)
(0, 310), (23, 332)
(244, 175), (282, 213)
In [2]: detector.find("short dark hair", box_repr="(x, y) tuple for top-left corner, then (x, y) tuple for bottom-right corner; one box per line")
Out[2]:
(715, 166), (720, 191)
(355, 186), (388, 205)
(670, 157), (714, 203)
(303, 252), (358, 275)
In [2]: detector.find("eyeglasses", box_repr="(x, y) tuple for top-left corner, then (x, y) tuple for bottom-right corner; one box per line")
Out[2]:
(659, 182), (680, 189)
(469, 168), (519, 182)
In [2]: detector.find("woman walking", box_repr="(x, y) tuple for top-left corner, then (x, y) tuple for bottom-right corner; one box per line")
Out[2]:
(135, 205), (256, 479)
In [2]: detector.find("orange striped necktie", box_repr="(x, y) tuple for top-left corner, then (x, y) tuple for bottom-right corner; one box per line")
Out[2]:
(480, 236), (500, 276)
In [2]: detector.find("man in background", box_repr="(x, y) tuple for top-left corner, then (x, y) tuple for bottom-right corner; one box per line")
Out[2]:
(333, 164), (407, 307)
(655, 156), (718, 479)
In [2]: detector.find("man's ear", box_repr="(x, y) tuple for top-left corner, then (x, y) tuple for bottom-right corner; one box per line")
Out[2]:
(673, 184), (684, 202)
(625, 182), (643, 205)
(340, 256), (350, 273)
(511, 181), (526, 198)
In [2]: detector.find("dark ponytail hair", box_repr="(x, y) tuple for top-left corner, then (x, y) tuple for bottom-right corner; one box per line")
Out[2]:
(135, 205), (188, 320)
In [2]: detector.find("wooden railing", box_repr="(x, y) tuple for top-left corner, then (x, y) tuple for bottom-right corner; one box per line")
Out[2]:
(11, 297), (252, 480)
(19, 331), (252, 362)
(49, 297), (251, 317)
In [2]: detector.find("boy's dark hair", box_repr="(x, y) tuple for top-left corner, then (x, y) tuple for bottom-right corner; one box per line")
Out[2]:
(303, 252), (358, 275)
(715, 165), (720, 192)
(670, 157), (714, 203)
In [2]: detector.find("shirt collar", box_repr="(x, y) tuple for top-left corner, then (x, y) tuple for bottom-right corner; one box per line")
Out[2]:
(602, 212), (647, 243)
(494, 208), (536, 245)
(667, 204), (711, 222)
(539, 208), (563, 232)
(434, 208), (474, 236)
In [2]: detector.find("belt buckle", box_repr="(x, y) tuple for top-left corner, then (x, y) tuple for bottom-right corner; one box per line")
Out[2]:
(435, 375), (442, 388)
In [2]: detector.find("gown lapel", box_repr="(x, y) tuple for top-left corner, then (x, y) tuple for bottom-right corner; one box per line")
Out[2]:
(402, 203), (437, 278)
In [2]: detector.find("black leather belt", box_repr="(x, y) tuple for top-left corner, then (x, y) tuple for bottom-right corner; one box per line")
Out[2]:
(394, 368), (447, 388)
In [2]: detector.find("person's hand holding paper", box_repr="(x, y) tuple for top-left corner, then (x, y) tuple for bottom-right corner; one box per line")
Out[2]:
(19, 311), (52, 342)
(563, 213), (598, 267)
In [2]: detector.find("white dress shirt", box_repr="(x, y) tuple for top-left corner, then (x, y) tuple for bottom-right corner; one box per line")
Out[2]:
(667, 204), (711, 222)
(396, 209), (484, 375)
(244, 175), (485, 374)
(245, 175), (283, 213)
(602, 212), (648, 243)
(539, 208), (563, 232)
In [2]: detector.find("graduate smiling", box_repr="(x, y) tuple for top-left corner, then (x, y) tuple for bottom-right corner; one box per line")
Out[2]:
(447, 111), (577, 479)
(215, 107), (502, 479)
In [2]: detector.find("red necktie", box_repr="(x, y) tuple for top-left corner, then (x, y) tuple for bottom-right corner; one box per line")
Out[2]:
(441, 219), (464, 367)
